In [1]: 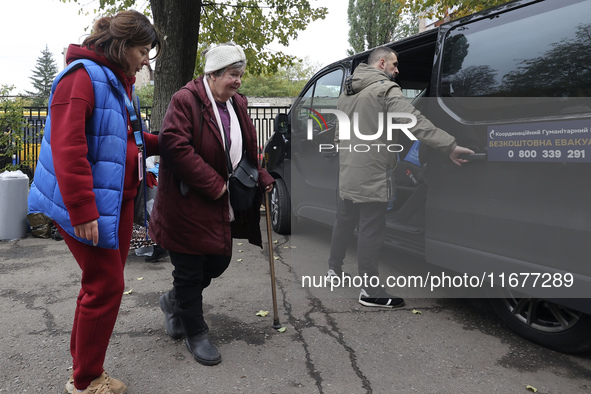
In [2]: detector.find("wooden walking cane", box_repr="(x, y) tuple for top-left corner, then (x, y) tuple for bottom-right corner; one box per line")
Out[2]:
(264, 191), (282, 329)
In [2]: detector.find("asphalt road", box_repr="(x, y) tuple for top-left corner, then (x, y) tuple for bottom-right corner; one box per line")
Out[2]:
(1, 216), (591, 393)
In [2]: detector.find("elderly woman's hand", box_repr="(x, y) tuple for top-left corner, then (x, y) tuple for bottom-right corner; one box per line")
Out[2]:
(265, 183), (274, 193)
(215, 184), (227, 200)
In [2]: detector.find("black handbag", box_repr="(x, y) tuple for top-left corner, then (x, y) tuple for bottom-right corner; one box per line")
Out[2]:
(221, 104), (259, 212)
(227, 152), (259, 211)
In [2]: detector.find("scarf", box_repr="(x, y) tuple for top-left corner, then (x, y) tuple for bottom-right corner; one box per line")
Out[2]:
(203, 77), (243, 169)
(203, 76), (244, 220)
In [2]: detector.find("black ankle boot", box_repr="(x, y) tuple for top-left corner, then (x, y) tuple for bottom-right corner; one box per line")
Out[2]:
(185, 329), (221, 366)
(159, 290), (184, 340)
(146, 245), (169, 262)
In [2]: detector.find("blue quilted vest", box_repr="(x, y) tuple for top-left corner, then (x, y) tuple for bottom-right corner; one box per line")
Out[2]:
(28, 59), (131, 249)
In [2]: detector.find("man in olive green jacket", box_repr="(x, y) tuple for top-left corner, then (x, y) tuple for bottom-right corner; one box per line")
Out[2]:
(327, 46), (473, 308)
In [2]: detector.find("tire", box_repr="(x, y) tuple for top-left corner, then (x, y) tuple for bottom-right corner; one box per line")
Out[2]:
(489, 297), (591, 353)
(270, 177), (291, 235)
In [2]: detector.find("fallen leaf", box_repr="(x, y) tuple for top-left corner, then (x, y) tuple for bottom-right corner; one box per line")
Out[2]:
(237, 259), (243, 262)
(273, 240), (278, 244)
(274, 256), (279, 260)
(238, 250), (243, 253)
(256, 310), (269, 317)
(237, 243), (243, 246)
(277, 327), (287, 333)
(123, 289), (133, 295)
(412, 309), (422, 314)
(526, 386), (538, 393)
(137, 277), (143, 281)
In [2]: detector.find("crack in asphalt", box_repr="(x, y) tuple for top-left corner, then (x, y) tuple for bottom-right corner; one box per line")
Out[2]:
(0, 288), (66, 337)
(263, 235), (373, 394)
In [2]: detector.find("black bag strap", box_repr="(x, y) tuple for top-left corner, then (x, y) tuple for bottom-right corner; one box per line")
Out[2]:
(223, 127), (246, 176)
(223, 132), (233, 175)
(130, 91), (144, 134)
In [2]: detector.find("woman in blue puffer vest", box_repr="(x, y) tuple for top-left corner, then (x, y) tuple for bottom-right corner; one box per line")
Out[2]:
(28, 10), (161, 394)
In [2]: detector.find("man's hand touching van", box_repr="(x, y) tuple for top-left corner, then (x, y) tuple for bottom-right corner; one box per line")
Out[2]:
(450, 146), (475, 166)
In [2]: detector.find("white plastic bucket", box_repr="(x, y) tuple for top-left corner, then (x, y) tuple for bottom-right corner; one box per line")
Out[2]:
(0, 170), (29, 241)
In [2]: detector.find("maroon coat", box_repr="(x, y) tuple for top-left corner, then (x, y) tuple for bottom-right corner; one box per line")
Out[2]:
(149, 76), (275, 255)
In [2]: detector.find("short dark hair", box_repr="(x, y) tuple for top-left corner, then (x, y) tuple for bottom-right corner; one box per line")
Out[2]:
(83, 10), (162, 73)
(368, 46), (398, 66)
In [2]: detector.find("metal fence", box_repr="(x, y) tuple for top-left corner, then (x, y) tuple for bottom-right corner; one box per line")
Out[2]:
(246, 105), (290, 148)
(16, 104), (290, 173)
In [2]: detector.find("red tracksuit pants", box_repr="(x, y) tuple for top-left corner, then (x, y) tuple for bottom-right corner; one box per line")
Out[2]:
(60, 199), (134, 390)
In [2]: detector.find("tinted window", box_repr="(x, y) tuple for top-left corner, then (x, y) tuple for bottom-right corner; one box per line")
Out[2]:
(294, 68), (344, 138)
(439, 0), (591, 120)
(299, 68), (343, 102)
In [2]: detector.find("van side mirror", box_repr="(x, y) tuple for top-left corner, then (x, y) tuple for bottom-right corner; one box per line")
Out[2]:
(274, 113), (289, 134)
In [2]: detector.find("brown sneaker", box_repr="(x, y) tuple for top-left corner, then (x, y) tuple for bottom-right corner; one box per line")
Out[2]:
(79, 384), (113, 394)
(64, 373), (74, 393)
(69, 371), (127, 394)
(100, 372), (126, 394)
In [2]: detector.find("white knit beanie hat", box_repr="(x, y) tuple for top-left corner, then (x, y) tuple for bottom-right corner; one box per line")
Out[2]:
(203, 43), (246, 74)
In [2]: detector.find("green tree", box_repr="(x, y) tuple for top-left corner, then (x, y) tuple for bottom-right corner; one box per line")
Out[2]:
(61, 0), (327, 132)
(395, 9), (419, 41)
(404, 0), (513, 20)
(239, 58), (319, 97)
(347, 0), (403, 54)
(0, 85), (27, 171)
(135, 84), (154, 107)
(26, 45), (59, 107)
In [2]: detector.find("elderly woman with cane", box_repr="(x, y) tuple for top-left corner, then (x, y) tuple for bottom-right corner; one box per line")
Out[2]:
(149, 42), (275, 365)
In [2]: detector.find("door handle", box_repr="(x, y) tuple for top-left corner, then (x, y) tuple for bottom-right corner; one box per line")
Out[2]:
(459, 152), (487, 161)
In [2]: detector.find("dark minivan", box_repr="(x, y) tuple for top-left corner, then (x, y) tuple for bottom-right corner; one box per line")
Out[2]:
(263, 0), (591, 352)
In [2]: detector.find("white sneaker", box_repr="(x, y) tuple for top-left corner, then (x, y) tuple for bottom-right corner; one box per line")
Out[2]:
(326, 268), (351, 279)
(326, 269), (340, 279)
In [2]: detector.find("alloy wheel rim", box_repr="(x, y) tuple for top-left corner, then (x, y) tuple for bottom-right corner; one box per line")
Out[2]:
(503, 297), (582, 333)
(270, 188), (279, 226)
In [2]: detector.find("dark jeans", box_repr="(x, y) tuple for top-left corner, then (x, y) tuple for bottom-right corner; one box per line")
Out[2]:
(328, 198), (388, 278)
(169, 252), (231, 336)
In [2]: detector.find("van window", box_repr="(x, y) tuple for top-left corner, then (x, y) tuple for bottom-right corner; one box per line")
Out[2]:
(293, 68), (344, 137)
(300, 68), (344, 104)
(439, 0), (591, 121)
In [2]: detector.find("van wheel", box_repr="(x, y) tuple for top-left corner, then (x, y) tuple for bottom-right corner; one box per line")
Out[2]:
(489, 297), (591, 353)
(270, 178), (291, 235)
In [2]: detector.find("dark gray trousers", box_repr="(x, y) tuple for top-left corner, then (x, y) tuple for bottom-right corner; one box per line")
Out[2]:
(328, 198), (388, 278)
